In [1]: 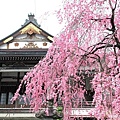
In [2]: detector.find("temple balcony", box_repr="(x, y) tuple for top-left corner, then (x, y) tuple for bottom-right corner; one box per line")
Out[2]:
(0, 101), (94, 119)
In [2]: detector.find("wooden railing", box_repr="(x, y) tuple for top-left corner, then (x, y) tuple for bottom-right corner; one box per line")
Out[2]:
(0, 104), (30, 113)
(0, 103), (94, 118)
(70, 100), (95, 108)
(0, 104), (29, 108)
(0, 101), (94, 108)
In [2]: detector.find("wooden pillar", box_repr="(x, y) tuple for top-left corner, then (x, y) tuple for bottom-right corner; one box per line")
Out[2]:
(0, 72), (1, 92)
(0, 63), (2, 104)
(6, 92), (9, 104)
(15, 72), (20, 108)
(7, 43), (9, 49)
(17, 72), (20, 86)
(0, 72), (1, 104)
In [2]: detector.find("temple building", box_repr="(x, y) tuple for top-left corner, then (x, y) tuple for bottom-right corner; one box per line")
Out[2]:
(0, 14), (53, 120)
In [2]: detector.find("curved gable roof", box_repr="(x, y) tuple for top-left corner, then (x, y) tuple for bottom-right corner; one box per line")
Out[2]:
(0, 14), (54, 46)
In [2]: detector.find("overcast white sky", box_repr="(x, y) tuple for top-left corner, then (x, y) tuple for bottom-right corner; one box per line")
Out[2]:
(0, 0), (63, 39)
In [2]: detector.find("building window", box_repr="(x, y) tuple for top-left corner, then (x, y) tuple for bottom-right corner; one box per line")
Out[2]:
(0, 92), (13, 104)
(8, 92), (13, 104)
(0, 93), (6, 104)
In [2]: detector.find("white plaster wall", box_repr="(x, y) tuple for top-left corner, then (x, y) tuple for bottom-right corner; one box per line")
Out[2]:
(0, 44), (7, 49)
(9, 42), (52, 49)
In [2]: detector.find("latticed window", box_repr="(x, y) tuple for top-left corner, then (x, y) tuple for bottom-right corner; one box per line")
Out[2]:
(0, 93), (6, 104)
(0, 92), (13, 104)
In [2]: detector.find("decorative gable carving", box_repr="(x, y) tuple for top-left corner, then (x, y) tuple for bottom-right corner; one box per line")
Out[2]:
(20, 23), (41, 35)
(22, 42), (39, 49)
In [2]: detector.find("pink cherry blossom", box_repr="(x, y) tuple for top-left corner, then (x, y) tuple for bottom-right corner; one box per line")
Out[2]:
(12, 0), (120, 120)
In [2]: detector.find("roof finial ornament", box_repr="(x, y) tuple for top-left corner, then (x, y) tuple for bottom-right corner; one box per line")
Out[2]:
(28, 13), (35, 21)
(22, 13), (41, 27)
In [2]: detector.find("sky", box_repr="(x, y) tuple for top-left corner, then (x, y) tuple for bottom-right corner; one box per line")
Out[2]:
(0, 0), (64, 39)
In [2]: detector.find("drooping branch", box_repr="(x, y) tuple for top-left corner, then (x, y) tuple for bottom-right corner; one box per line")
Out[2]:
(113, 46), (118, 65)
(12, 0), (120, 120)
